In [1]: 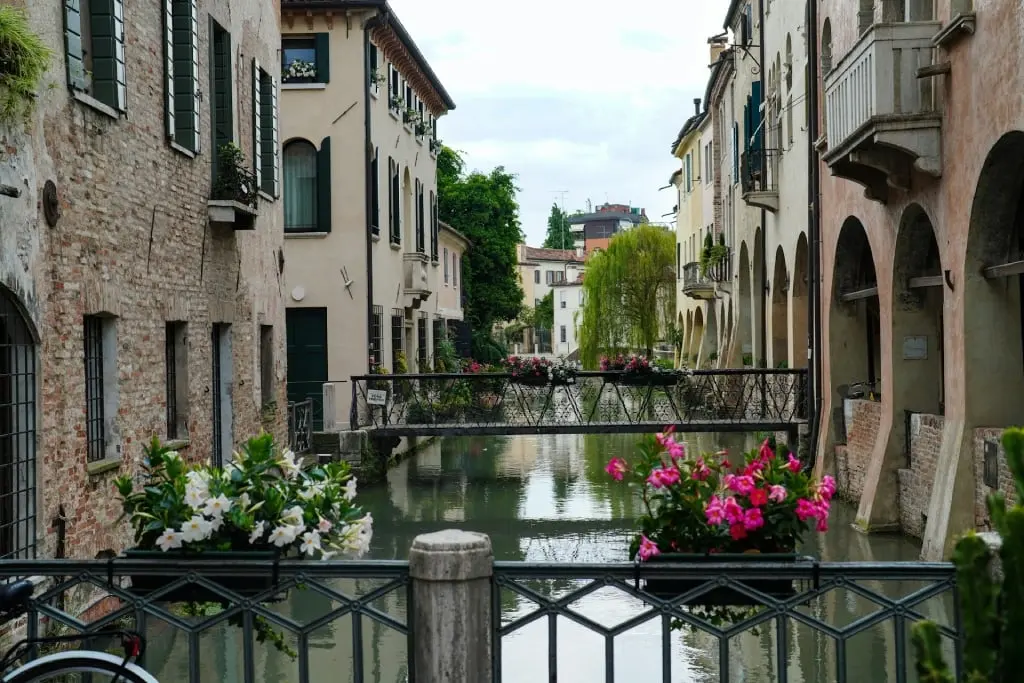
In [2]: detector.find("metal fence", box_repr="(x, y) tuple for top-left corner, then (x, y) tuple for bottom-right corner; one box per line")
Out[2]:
(0, 556), (959, 683)
(287, 398), (313, 454)
(350, 369), (809, 437)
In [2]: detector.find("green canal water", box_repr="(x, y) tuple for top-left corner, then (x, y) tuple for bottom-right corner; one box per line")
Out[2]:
(147, 433), (955, 682)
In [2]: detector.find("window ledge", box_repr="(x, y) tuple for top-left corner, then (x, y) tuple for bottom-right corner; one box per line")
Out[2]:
(87, 456), (122, 476)
(73, 91), (119, 119)
(169, 140), (197, 158)
(207, 200), (258, 230)
(390, 241), (402, 251)
(416, 138), (424, 146)
(285, 231), (330, 239)
(163, 438), (191, 451)
(258, 190), (276, 202)
(389, 110), (401, 121)
(371, 233), (381, 243)
(370, 88), (379, 99)
(403, 124), (413, 134)
(282, 83), (326, 91)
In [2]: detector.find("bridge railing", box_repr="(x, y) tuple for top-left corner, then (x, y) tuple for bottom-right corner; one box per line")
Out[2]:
(0, 540), (959, 683)
(287, 398), (313, 453)
(349, 368), (809, 435)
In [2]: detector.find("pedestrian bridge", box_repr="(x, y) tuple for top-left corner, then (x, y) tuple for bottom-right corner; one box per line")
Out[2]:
(349, 369), (808, 439)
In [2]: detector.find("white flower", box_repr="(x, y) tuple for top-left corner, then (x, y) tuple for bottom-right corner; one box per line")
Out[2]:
(269, 524), (300, 548)
(343, 478), (357, 502)
(184, 485), (208, 509)
(281, 505), (305, 527)
(337, 514), (374, 558)
(299, 530), (322, 556)
(180, 515), (213, 543)
(317, 517), (332, 534)
(156, 528), (183, 551)
(186, 470), (210, 486)
(209, 515), (224, 532)
(165, 451), (180, 461)
(238, 492), (251, 510)
(249, 520), (266, 544)
(298, 483), (324, 501)
(202, 494), (233, 518)
(320, 550), (337, 561)
(279, 450), (302, 478)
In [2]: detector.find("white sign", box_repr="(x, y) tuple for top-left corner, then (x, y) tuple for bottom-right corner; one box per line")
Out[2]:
(902, 335), (928, 360)
(367, 389), (388, 406)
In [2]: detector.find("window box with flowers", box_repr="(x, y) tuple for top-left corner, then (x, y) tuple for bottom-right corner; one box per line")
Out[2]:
(600, 354), (683, 387)
(429, 138), (442, 156)
(502, 356), (578, 386)
(283, 58), (316, 84)
(389, 95), (405, 116)
(606, 432), (834, 610)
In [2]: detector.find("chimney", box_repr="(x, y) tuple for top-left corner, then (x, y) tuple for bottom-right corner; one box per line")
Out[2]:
(693, 98), (701, 115)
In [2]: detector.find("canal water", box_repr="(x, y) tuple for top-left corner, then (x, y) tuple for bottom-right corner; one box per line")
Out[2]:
(146, 433), (956, 682)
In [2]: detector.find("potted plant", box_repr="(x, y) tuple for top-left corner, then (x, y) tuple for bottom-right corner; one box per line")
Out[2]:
(606, 431), (834, 607)
(211, 142), (258, 208)
(403, 108), (419, 125)
(601, 354), (681, 386)
(369, 69), (387, 88)
(502, 355), (554, 386)
(283, 58), (316, 83)
(115, 434), (372, 604)
(429, 138), (442, 155)
(414, 121), (429, 137)
(0, 7), (52, 126)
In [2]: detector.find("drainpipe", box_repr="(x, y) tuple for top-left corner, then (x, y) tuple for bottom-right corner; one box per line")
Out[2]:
(806, 0), (823, 467)
(758, 0), (768, 372)
(363, 12), (384, 373)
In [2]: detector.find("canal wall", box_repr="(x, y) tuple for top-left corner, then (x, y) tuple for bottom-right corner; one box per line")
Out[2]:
(834, 399), (880, 503)
(897, 414), (943, 538)
(312, 430), (437, 484)
(973, 427), (1017, 529)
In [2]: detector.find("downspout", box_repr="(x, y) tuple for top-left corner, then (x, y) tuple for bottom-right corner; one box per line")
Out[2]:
(362, 12), (384, 374)
(806, 0), (823, 467)
(757, 0), (768, 371)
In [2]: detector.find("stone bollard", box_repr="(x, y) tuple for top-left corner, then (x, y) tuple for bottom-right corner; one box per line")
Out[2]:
(409, 529), (493, 683)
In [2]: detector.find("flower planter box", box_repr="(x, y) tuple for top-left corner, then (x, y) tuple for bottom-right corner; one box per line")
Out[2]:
(618, 373), (680, 387)
(124, 549), (288, 604)
(641, 552), (799, 606)
(511, 375), (550, 387)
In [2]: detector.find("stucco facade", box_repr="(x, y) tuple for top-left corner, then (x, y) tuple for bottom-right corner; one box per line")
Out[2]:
(279, 0), (454, 428)
(814, 0), (1024, 558)
(0, 0), (286, 560)
(552, 280), (584, 358)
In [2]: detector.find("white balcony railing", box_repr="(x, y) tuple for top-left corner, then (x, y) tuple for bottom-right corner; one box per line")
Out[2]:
(823, 21), (940, 153)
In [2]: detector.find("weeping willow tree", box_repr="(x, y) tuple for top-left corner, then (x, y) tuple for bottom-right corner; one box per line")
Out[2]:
(578, 224), (677, 368)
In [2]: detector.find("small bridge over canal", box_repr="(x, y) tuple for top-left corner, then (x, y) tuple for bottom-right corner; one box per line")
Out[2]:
(349, 369), (809, 442)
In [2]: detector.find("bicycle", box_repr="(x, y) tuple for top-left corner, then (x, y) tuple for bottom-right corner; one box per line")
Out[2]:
(0, 579), (158, 682)
(837, 379), (881, 401)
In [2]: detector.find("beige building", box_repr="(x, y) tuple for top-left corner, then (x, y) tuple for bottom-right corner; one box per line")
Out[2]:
(0, 0), (285, 560)
(508, 246), (585, 354)
(279, 0), (455, 428)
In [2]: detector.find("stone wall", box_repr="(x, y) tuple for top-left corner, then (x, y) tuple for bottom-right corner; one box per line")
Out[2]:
(974, 427), (1016, 529)
(897, 413), (944, 538)
(0, 0), (286, 561)
(834, 399), (880, 502)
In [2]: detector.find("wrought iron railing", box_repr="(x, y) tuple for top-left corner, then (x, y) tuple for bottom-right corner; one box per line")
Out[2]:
(349, 369), (809, 436)
(211, 159), (259, 208)
(287, 398), (313, 453)
(682, 261), (713, 293)
(0, 556), (959, 683)
(740, 147), (779, 196)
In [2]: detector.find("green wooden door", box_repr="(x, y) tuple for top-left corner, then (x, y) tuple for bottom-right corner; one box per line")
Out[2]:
(286, 308), (328, 431)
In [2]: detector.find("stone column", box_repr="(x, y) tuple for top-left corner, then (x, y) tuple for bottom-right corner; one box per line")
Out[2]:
(409, 529), (494, 683)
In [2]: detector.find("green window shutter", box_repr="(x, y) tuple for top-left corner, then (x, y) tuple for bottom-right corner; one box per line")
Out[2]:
(64, 0), (86, 91)
(212, 25), (233, 153)
(188, 0), (200, 152)
(259, 73), (278, 196)
(171, 0), (199, 152)
(163, 0), (175, 139)
(387, 158), (394, 241)
(314, 33), (330, 83)
(252, 59), (262, 190)
(317, 137), (332, 233)
(91, 0), (127, 112)
(370, 149), (379, 234)
(270, 77), (279, 195)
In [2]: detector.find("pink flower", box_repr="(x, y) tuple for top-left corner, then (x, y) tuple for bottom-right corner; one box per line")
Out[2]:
(605, 457), (627, 481)
(691, 459), (711, 481)
(729, 523), (748, 541)
(816, 515), (829, 532)
(725, 474), (756, 495)
(743, 507), (764, 531)
(819, 475), (837, 500)
(722, 496), (745, 525)
(748, 488), (768, 507)
(705, 496), (726, 525)
(768, 485), (787, 503)
(638, 535), (660, 561)
(758, 438), (774, 461)
(665, 441), (685, 461)
(647, 466), (681, 488)
(795, 498), (819, 522)
(786, 454), (802, 473)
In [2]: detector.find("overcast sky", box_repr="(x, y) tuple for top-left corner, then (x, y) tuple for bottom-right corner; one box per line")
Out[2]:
(389, 0), (731, 246)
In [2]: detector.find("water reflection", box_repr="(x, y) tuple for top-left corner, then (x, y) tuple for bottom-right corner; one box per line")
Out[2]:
(147, 433), (954, 682)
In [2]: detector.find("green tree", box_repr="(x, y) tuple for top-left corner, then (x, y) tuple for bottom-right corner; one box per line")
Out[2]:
(578, 224), (676, 367)
(535, 291), (554, 332)
(436, 146), (524, 359)
(542, 203), (573, 250)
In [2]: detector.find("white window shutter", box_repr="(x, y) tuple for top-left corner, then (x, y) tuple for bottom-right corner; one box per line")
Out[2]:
(189, 0), (200, 153)
(252, 58), (262, 190)
(271, 76), (280, 196)
(163, 0), (174, 140)
(112, 0), (127, 111)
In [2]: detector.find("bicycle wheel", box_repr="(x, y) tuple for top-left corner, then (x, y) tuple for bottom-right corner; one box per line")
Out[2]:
(3, 650), (158, 683)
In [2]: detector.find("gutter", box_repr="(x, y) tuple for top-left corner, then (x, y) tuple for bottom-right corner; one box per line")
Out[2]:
(758, 0), (768, 372)
(806, 0), (823, 467)
(363, 12), (384, 373)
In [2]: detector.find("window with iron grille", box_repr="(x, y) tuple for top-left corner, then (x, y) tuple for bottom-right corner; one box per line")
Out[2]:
(432, 318), (444, 354)
(430, 191), (438, 262)
(370, 148), (380, 236)
(211, 324), (227, 468)
(391, 310), (404, 372)
(371, 305), (383, 370)
(84, 316), (106, 463)
(0, 291), (37, 559)
(414, 179), (425, 254)
(165, 322), (189, 439)
(388, 157), (400, 244)
(260, 325), (274, 407)
(417, 315), (427, 371)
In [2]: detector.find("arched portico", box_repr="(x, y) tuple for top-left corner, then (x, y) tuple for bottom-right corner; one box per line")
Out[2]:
(771, 246), (789, 367)
(738, 243), (754, 366)
(792, 234), (809, 369)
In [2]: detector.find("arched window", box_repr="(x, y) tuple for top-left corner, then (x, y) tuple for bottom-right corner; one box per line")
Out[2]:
(283, 140), (318, 232)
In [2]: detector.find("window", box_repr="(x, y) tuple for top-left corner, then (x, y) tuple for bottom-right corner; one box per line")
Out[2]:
(388, 64), (401, 113)
(432, 318), (445, 359)
(388, 157), (401, 244)
(84, 315), (117, 463)
(560, 299), (566, 309)
(284, 138), (331, 233)
(368, 43), (380, 94)
(64, 0), (127, 113)
(404, 81), (414, 124)
(415, 179), (425, 253)
(252, 62), (280, 196)
(444, 248), (449, 284)
(281, 34), (329, 84)
(164, 0), (199, 152)
(370, 148), (380, 236)
(676, 243), (681, 279)
(685, 153), (693, 192)
(260, 325), (274, 407)
(211, 324), (232, 467)
(560, 326), (567, 343)
(430, 192), (438, 262)
(453, 254), (458, 288)
(417, 315), (428, 371)
(391, 310), (404, 372)
(545, 271), (566, 285)
(371, 306), (383, 369)
(534, 270), (540, 284)
(165, 322), (189, 439)
(732, 122), (740, 184)
(210, 21), (233, 165)
(705, 142), (713, 184)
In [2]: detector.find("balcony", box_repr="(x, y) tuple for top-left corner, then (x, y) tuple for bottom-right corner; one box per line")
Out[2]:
(682, 262), (715, 300)
(208, 156), (259, 230)
(822, 21), (943, 204)
(740, 148), (779, 213)
(403, 252), (432, 309)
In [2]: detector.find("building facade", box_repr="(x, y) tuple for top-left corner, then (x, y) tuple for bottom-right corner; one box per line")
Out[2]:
(508, 246), (585, 355)
(0, 0), (286, 560)
(279, 0), (454, 428)
(552, 277), (585, 358)
(567, 203), (647, 254)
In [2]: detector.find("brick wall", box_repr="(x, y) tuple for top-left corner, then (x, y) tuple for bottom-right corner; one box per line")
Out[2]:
(974, 427), (1016, 529)
(834, 399), (881, 502)
(897, 413), (943, 538)
(0, 0), (287, 561)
